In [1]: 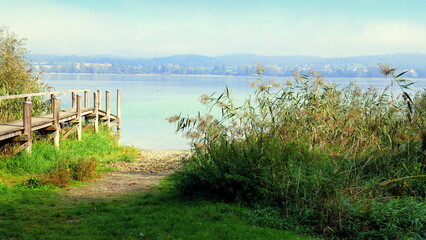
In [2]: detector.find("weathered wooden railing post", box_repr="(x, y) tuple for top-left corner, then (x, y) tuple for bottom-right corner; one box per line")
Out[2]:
(72, 91), (76, 109)
(53, 97), (61, 148)
(84, 91), (89, 108)
(97, 90), (102, 110)
(23, 97), (32, 153)
(93, 92), (99, 133)
(50, 94), (55, 109)
(117, 89), (121, 131)
(106, 90), (111, 128)
(76, 95), (82, 141)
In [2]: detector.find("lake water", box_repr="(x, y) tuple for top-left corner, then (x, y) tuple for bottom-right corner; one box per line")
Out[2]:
(40, 74), (426, 150)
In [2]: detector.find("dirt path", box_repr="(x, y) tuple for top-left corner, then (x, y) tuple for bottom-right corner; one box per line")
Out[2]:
(62, 150), (191, 199)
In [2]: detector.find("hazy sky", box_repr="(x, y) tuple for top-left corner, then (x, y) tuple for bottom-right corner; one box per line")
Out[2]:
(1, 0), (425, 58)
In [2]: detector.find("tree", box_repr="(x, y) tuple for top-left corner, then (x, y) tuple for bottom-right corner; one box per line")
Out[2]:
(0, 27), (47, 123)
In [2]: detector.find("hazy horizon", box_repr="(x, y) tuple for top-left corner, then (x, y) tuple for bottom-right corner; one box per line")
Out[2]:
(2, 0), (426, 58)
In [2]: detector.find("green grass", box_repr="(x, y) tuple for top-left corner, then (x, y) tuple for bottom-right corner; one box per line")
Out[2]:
(0, 127), (138, 186)
(0, 128), (136, 175)
(0, 182), (316, 240)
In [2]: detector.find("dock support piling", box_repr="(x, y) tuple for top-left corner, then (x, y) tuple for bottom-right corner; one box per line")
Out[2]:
(84, 91), (89, 108)
(72, 92), (76, 109)
(23, 98), (32, 153)
(93, 92), (99, 133)
(53, 97), (61, 148)
(97, 90), (101, 110)
(76, 95), (82, 141)
(106, 90), (111, 128)
(117, 89), (121, 131)
(50, 94), (54, 109)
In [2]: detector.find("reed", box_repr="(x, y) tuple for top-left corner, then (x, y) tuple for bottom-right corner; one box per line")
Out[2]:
(170, 66), (426, 239)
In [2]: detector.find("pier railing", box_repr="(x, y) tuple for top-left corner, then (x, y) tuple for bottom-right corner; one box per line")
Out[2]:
(0, 89), (121, 153)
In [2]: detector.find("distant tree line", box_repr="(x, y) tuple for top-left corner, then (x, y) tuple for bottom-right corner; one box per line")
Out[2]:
(29, 53), (426, 78)
(34, 63), (424, 78)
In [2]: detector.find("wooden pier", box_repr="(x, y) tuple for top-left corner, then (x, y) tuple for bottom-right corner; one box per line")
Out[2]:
(0, 89), (121, 153)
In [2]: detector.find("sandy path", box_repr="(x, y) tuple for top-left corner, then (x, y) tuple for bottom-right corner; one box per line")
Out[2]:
(62, 150), (191, 199)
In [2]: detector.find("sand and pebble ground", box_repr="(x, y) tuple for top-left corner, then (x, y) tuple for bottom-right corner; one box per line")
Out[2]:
(63, 150), (191, 199)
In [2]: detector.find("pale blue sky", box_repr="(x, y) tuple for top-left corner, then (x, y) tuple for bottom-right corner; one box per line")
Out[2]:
(1, 0), (425, 57)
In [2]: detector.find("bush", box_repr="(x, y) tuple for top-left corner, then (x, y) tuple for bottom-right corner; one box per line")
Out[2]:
(69, 157), (97, 181)
(170, 67), (426, 238)
(0, 27), (48, 123)
(41, 158), (97, 187)
(43, 165), (71, 188)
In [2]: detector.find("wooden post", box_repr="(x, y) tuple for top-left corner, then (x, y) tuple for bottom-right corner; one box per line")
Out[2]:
(93, 92), (99, 133)
(23, 98), (32, 153)
(76, 95), (82, 141)
(53, 97), (61, 148)
(72, 91), (76, 109)
(84, 91), (89, 108)
(97, 90), (101, 110)
(117, 89), (121, 131)
(106, 90), (111, 128)
(50, 94), (55, 111)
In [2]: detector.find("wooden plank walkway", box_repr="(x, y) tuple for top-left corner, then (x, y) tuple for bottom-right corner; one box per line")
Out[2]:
(0, 108), (96, 141)
(0, 89), (121, 153)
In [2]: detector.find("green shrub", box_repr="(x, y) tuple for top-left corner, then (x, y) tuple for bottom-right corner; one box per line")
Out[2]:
(69, 157), (97, 181)
(22, 176), (45, 188)
(40, 157), (97, 187)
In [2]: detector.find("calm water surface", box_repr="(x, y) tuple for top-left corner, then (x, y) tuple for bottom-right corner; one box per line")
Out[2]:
(40, 74), (426, 150)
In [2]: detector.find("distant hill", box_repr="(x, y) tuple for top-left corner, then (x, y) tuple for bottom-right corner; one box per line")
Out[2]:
(27, 53), (426, 77)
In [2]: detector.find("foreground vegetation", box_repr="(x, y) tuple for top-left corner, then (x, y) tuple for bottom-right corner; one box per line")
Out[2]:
(0, 186), (314, 240)
(170, 67), (426, 239)
(0, 130), (314, 240)
(0, 128), (137, 188)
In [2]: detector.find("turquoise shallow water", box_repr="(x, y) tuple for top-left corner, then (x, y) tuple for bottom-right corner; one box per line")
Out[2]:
(40, 74), (426, 149)
(41, 74), (255, 149)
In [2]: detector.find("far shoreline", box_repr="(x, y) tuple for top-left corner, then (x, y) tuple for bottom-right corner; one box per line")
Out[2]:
(40, 72), (426, 81)
(41, 72), (261, 78)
